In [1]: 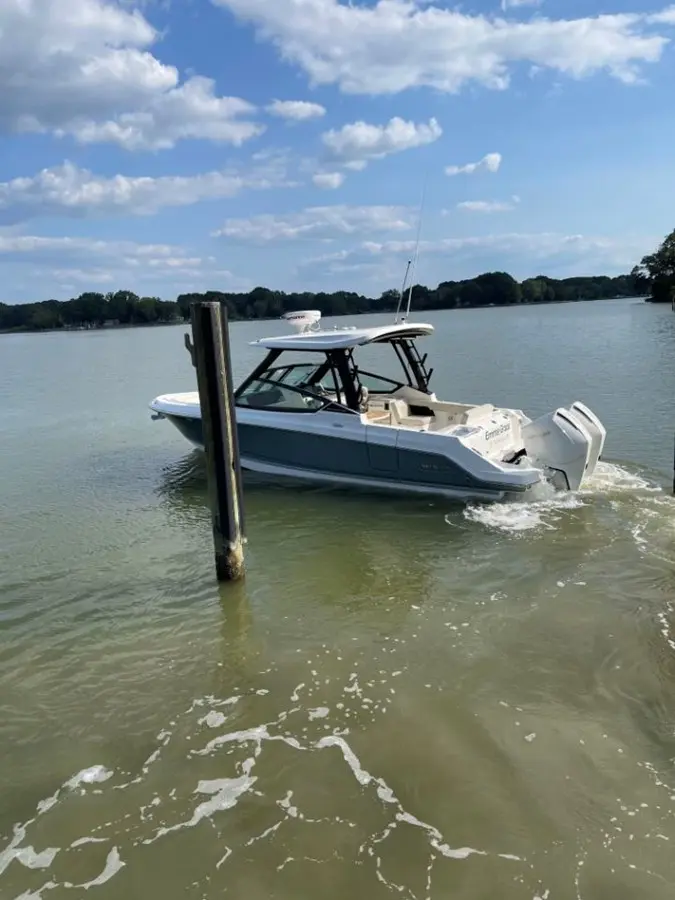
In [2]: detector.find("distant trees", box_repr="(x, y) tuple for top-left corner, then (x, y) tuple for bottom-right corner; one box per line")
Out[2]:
(0, 291), (182, 332)
(0, 272), (647, 333)
(633, 228), (675, 303)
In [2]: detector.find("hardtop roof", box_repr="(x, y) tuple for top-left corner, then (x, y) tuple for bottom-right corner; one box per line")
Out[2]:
(249, 321), (434, 352)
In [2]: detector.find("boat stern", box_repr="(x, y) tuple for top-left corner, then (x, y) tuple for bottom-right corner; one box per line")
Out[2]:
(522, 401), (606, 491)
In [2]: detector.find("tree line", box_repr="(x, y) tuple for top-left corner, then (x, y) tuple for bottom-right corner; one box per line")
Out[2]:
(632, 226), (675, 303)
(0, 273), (645, 333)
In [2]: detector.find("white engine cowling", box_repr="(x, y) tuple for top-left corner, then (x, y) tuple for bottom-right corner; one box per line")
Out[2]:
(569, 401), (606, 476)
(522, 407), (595, 492)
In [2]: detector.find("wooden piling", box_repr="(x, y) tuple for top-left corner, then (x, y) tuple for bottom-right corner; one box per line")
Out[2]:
(190, 302), (245, 581)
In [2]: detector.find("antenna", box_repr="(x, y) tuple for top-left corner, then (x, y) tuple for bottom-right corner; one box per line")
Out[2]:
(394, 259), (412, 324)
(394, 175), (428, 324)
(403, 176), (427, 322)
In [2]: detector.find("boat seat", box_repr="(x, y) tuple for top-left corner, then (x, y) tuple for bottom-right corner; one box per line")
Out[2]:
(365, 400), (432, 429)
(241, 387), (284, 408)
(460, 404), (495, 425)
(388, 399), (408, 425)
(399, 415), (433, 430)
(366, 407), (390, 423)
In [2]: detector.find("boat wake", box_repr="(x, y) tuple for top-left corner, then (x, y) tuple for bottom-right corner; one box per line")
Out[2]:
(579, 461), (662, 496)
(462, 461), (665, 535)
(463, 491), (584, 533)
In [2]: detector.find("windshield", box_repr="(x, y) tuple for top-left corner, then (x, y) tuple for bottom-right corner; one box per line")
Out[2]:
(264, 362), (325, 388)
(353, 368), (405, 394)
(236, 338), (432, 415)
(236, 377), (328, 413)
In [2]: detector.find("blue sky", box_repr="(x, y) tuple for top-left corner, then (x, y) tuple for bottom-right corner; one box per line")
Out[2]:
(1, 0), (674, 303)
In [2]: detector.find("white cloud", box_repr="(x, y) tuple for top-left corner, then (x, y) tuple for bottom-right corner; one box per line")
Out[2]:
(501, 0), (542, 10)
(457, 195), (520, 212)
(0, 160), (296, 224)
(647, 7), (675, 24)
(322, 117), (442, 170)
(23, 263), (251, 300)
(300, 232), (653, 279)
(266, 99), (326, 120)
(312, 172), (345, 189)
(445, 153), (502, 176)
(51, 267), (117, 286)
(213, 205), (414, 242)
(0, 234), (197, 267)
(65, 78), (263, 150)
(0, 0), (263, 149)
(457, 200), (512, 212)
(212, 0), (673, 93)
(0, 234), (253, 300)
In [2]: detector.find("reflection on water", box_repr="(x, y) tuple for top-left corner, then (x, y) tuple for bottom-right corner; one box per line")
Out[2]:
(155, 451), (209, 527)
(155, 452), (457, 619)
(3, 302), (675, 899)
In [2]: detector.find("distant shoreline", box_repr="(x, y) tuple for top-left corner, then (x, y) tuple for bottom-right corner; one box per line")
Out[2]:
(0, 319), (185, 335)
(0, 291), (649, 336)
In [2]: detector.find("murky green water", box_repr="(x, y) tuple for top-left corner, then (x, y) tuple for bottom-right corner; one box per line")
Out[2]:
(2, 299), (675, 899)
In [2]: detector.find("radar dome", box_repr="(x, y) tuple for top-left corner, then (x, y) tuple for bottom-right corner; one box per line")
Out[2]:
(281, 310), (322, 334)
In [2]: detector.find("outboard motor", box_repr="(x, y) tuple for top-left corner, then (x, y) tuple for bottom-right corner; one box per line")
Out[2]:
(522, 404), (603, 492)
(569, 401), (606, 474)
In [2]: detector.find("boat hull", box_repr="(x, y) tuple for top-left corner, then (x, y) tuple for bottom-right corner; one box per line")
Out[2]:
(158, 411), (533, 501)
(162, 412), (204, 450)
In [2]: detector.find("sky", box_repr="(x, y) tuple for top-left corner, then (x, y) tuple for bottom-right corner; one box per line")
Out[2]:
(1, 0), (675, 304)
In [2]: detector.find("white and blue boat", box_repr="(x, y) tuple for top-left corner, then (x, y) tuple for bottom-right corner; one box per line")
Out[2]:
(149, 310), (606, 502)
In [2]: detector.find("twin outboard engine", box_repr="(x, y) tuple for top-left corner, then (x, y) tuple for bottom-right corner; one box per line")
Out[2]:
(522, 401), (606, 491)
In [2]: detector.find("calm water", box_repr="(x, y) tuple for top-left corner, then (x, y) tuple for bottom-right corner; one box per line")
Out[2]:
(2, 299), (675, 900)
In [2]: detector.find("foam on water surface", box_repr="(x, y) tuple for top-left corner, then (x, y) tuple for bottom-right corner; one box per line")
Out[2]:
(463, 491), (585, 534)
(462, 461), (663, 535)
(0, 664), (536, 899)
(66, 766), (114, 789)
(580, 461), (661, 495)
(79, 846), (125, 889)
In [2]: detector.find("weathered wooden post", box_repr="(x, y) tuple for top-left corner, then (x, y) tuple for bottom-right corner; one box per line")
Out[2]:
(190, 302), (245, 581)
